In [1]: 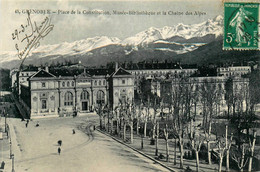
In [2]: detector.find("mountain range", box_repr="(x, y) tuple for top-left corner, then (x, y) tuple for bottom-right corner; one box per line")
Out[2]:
(2, 15), (256, 70)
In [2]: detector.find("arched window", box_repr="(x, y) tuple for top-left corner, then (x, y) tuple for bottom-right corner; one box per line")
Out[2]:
(99, 80), (101, 85)
(94, 80), (97, 86)
(67, 81), (70, 87)
(103, 80), (106, 85)
(81, 91), (89, 101)
(64, 92), (73, 106)
(62, 82), (65, 87)
(96, 90), (105, 104)
(71, 81), (74, 87)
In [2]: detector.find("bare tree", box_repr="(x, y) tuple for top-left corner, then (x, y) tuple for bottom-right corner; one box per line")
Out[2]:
(136, 104), (142, 135)
(232, 144), (248, 172)
(96, 103), (105, 130)
(204, 122), (212, 165)
(171, 77), (191, 169)
(225, 78), (234, 118)
(110, 110), (114, 134)
(248, 129), (257, 172)
(225, 125), (233, 172)
(200, 79), (222, 165)
(155, 121), (159, 156)
(152, 98), (159, 140)
(129, 100), (136, 144)
(143, 106), (148, 138)
(191, 135), (204, 172)
(164, 124), (169, 162)
(114, 106), (120, 136)
(171, 78), (186, 169)
(213, 139), (226, 172)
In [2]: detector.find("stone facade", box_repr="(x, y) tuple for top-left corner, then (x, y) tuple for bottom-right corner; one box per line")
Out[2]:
(19, 67), (134, 118)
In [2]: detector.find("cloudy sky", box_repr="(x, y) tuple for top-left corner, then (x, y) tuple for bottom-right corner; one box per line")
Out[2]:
(0, 0), (222, 52)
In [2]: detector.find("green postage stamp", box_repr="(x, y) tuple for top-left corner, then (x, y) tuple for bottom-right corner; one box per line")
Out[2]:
(224, 2), (260, 50)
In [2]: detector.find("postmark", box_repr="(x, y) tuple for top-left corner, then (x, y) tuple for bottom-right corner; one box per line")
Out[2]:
(224, 2), (260, 50)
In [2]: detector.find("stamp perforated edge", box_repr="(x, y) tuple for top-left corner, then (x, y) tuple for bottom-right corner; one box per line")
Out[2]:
(223, 2), (260, 51)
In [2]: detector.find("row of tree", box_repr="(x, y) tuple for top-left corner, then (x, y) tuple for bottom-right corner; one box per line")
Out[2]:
(96, 73), (258, 172)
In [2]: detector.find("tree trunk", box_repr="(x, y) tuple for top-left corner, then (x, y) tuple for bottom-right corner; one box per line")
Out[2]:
(202, 111), (205, 128)
(233, 103), (236, 115)
(195, 151), (200, 172)
(107, 112), (110, 133)
(99, 117), (102, 129)
(144, 119), (147, 137)
(130, 121), (133, 143)
(120, 118), (123, 138)
(103, 117), (107, 131)
(248, 131), (256, 172)
(227, 104), (230, 119)
(110, 119), (113, 134)
(136, 118), (139, 135)
(226, 125), (230, 172)
(240, 145), (245, 172)
(194, 103), (197, 117)
(218, 157), (223, 172)
(116, 119), (119, 136)
(207, 141), (212, 165)
(174, 138), (177, 165)
(179, 138), (184, 169)
(226, 149), (230, 171)
(152, 122), (156, 139)
(248, 158), (253, 172)
(190, 119), (194, 148)
(123, 122), (126, 142)
(166, 138), (169, 162)
(155, 122), (159, 156)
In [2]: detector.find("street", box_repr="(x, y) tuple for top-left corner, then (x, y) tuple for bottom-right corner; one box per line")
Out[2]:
(6, 114), (170, 172)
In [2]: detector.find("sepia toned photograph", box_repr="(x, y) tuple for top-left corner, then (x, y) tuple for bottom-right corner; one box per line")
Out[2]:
(0, 0), (259, 171)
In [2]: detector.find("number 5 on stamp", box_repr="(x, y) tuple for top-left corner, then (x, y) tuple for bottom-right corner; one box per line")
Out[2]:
(224, 2), (259, 50)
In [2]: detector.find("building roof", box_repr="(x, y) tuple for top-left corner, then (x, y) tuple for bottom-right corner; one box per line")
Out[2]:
(124, 62), (183, 70)
(49, 67), (115, 77)
(113, 68), (132, 76)
(30, 70), (56, 79)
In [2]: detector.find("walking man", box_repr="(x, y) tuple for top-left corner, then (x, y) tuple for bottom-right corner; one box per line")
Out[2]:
(58, 147), (61, 155)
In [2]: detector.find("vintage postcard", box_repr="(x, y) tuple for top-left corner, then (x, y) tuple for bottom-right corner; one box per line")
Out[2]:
(0, 0), (259, 172)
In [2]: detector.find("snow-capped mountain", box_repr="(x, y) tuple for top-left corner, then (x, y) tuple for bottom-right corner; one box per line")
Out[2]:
(30, 36), (121, 57)
(0, 15), (223, 69)
(0, 36), (121, 65)
(121, 15), (223, 45)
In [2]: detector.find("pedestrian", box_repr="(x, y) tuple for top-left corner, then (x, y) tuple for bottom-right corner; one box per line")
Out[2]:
(36, 122), (39, 127)
(25, 123), (28, 128)
(58, 147), (61, 155)
(72, 129), (75, 134)
(58, 140), (62, 146)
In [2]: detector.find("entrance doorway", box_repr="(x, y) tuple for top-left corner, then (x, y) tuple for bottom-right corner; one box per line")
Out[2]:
(82, 101), (88, 111)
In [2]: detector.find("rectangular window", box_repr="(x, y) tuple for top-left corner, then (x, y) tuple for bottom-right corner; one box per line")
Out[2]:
(42, 82), (46, 87)
(42, 100), (47, 109)
(122, 80), (125, 84)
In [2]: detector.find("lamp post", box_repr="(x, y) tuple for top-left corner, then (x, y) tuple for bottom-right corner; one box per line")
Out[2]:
(11, 154), (15, 172)
(10, 138), (12, 159)
(141, 133), (144, 149)
(4, 111), (7, 133)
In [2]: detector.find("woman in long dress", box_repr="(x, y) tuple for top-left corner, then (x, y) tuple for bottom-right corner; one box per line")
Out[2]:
(229, 6), (254, 46)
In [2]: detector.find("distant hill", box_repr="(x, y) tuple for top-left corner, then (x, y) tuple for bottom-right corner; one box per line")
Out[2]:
(176, 39), (260, 65)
